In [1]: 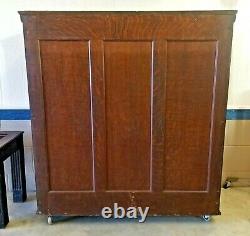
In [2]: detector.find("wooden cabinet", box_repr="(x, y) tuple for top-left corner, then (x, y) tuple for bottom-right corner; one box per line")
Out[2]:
(19, 11), (236, 217)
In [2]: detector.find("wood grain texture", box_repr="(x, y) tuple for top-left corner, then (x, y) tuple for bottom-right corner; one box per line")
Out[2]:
(20, 15), (49, 213)
(164, 41), (217, 191)
(20, 11), (236, 41)
(19, 11), (236, 216)
(151, 40), (167, 192)
(48, 191), (220, 216)
(104, 41), (152, 190)
(90, 40), (107, 192)
(40, 41), (93, 191)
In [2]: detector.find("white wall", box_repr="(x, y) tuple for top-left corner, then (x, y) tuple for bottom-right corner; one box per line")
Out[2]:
(0, 0), (249, 109)
(0, 1), (249, 190)
(227, 0), (250, 108)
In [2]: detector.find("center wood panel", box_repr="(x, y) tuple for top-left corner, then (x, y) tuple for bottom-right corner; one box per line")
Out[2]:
(164, 41), (217, 191)
(104, 41), (153, 190)
(40, 40), (93, 191)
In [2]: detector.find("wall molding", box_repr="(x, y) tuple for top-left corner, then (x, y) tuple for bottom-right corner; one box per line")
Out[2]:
(1, 109), (250, 120)
(226, 109), (250, 120)
(0, 109), (31, 120)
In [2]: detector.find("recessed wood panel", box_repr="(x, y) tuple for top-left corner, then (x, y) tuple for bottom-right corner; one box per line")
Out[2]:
(104, 41), (152, 190)
(40, 40), (93, 191)
(164, 41), (217, 191)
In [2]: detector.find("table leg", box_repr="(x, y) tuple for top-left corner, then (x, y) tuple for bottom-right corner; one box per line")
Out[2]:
(10, 136), (27, 203)
(0, 161), (9, 228)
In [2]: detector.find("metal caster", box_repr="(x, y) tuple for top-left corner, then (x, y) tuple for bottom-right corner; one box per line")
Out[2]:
(48, 216), (53, 225)
(202, 215), (211, 222)
(223, 180), (232, 189)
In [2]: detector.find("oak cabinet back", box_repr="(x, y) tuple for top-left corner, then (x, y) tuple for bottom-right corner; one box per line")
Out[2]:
(20, 11), (236, 216)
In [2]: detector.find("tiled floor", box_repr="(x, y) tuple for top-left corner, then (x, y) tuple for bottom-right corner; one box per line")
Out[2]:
(2, 188), (250, 236)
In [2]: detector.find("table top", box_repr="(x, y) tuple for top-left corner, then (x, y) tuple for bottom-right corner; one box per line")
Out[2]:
(0, 131), (23, 149)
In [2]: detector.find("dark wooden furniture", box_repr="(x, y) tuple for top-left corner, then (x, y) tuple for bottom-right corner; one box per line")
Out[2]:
(19, 11), (236, 220)
(0, 131), (27, 228)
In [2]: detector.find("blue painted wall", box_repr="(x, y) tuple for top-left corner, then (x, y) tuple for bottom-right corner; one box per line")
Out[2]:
(1, 109), (250, 120)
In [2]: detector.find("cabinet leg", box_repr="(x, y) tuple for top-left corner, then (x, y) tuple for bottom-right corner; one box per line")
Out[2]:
(0, 162), (9, 228)
(10, 136), (27, 203)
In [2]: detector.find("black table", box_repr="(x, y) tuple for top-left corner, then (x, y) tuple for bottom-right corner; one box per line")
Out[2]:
(0, 131), (27, 228)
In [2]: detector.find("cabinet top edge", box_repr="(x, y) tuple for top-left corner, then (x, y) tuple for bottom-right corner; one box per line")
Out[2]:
(18, 10), (237, 16)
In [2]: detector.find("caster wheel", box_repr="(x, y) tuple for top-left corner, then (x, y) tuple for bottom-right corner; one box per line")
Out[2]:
(223, 180), (231, 189)
(48, 216), (53, 225)
(202, 215), (211, 222)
